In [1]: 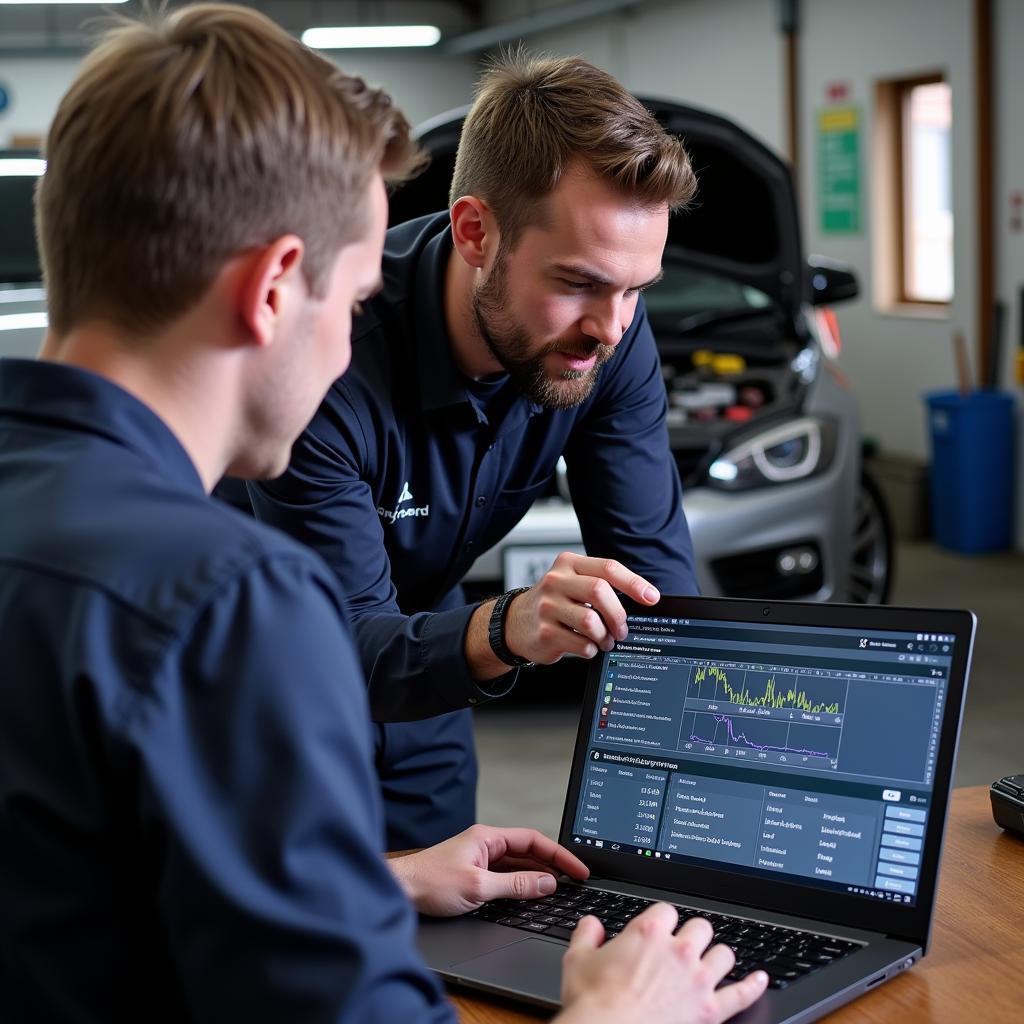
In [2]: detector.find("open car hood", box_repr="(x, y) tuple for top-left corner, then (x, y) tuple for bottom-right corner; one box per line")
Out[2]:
(390, 98), (807, 322)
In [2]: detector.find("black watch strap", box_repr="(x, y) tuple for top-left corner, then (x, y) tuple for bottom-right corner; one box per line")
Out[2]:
(487, 587), (533, 668)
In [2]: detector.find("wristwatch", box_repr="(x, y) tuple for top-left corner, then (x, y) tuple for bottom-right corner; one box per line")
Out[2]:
(487, 587), (534, 668)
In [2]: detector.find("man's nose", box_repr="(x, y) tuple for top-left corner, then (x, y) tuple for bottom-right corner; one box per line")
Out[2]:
(579, 297), (627, 348)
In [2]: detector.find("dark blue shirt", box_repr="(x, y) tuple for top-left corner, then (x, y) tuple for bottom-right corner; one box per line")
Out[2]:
(251, 212), (697, 723)
(0, 359), (454, 1024)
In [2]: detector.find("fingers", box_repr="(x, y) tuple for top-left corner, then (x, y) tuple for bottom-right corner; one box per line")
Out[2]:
(567, 914), (605, 951)
(530, 556), (656, 654)
(673, 914), (714, 953)
(539, 624), (601, 661)
(480, 827), (589, 881)
(713, 970), (769, 1020)
(555, 575), (628, 648)
(474, 869), (560, 903)
(558, 553), (660, 605)
(620, 900), (680, 938)
(487, 856), (557, 874)
(698, 939), (735, 979)
(517, 616), (601, 663)
(508, 554), (658, 665)
(675, 917), (766, 1022)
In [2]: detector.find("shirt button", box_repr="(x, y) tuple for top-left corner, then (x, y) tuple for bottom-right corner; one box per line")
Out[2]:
(487, 443), (495, 451)
(468, 697), (479, 705)
(475, 495), (487, 507)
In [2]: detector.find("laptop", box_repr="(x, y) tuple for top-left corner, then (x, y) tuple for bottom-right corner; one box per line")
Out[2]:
(418, 595), (975, 1022)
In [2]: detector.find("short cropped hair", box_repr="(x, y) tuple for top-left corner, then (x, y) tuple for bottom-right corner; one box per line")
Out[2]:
(36, 2), (424, 337)
(449, 50), (696, 245)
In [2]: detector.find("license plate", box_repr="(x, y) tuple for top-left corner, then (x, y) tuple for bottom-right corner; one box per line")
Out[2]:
(502, 544), (585, 591)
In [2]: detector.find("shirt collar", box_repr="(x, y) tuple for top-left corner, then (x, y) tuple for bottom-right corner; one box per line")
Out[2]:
(411, 215), (545, 419)
(0, 358), (206, 494)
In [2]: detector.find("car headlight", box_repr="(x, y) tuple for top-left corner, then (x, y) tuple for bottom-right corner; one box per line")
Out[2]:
(707, 417), (837, 491)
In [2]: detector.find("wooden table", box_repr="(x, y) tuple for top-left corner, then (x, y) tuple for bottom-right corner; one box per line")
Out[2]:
(450, 786), (1024, 1023)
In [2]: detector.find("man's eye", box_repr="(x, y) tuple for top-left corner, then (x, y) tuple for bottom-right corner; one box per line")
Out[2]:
(560, 279), (591, 291)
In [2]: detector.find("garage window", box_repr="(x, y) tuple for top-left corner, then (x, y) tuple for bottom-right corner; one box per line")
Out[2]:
(874, 74), (953, 310)
(901, 80), (953, 303)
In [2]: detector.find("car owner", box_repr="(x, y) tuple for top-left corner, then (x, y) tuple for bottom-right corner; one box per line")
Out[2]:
(251, 53), (700, 850)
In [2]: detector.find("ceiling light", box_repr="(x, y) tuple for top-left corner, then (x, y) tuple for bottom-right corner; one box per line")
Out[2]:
(0, 288), (45, 304)
(0, 159), (46, 176)
(0, 2), (129, 5)
(0, 312), (48, 333)
(301, 25), (441, 49)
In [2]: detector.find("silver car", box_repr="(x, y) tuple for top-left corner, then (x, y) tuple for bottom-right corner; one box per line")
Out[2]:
(386, 101), (893, 606)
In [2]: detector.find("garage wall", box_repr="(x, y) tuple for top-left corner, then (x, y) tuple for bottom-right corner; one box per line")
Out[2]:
(994, 0), (1024, 547)
(0, 60), (73, 144)
(482, 0), (785, 151)
(799, 0), (976, 465)
(0, 52), (478, 145)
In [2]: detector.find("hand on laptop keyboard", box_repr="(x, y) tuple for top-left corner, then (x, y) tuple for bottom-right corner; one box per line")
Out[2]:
(387, 824), (589, 916)
(472, 881), (862, 991)
(555, 903), (768, 1024)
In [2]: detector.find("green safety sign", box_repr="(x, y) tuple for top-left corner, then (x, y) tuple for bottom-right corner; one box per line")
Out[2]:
(818, 106), (861, 234)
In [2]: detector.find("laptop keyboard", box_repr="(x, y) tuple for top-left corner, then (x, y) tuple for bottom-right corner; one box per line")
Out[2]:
(468, 882), (863, 989)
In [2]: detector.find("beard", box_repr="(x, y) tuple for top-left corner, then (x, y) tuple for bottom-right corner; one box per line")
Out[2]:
(471, 250), (615, 411)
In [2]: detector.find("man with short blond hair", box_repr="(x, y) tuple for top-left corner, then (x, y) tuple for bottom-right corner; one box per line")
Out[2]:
(252, 51), (702, 851)
(0, 7), (767, 1023)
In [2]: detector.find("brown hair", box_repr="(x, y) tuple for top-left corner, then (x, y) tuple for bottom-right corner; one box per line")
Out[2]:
(449, 50), (696, 245)
(36, 2), (424, 337)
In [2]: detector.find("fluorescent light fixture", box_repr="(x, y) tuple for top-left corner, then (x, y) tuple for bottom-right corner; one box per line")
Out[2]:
(302, 25), (440, 49)
(0, 1), (128, 5)
(0, 312), (47, 333)
(0, 159), (46, 176)
(0, 288), (46, 304)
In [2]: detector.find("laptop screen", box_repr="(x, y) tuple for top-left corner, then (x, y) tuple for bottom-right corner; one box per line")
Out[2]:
(568, 612), (959, 909)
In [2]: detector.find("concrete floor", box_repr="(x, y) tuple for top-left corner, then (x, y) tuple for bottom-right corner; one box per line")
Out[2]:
(473, 540), (1024, 839)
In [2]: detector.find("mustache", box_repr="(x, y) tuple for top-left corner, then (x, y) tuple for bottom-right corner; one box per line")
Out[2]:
(541, 339), (606, 360)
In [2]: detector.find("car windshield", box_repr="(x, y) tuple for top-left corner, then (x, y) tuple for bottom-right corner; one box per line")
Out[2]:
(644, 258), (778, 333)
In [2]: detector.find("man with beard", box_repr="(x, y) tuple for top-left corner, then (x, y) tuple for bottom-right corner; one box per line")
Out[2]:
(250, 52), (701, 851)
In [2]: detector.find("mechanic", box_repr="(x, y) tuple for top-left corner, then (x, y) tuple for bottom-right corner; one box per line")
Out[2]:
(251, 52), (701, 850)
(0, 6), (770, 1021)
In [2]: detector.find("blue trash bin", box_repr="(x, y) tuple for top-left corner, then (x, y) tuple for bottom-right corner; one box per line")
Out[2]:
(925, 390), (1016, 553)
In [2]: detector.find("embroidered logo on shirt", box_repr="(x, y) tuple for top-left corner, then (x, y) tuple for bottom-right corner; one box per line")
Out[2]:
(377, 481), (430, 524)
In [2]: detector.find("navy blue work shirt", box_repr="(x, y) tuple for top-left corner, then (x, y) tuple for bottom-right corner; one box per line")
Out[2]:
(0, 359), (453, 1024)
(251, 212), (697, 723)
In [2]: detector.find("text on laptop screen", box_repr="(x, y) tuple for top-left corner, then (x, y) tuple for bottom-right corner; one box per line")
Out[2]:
(570, 615), (956, 907)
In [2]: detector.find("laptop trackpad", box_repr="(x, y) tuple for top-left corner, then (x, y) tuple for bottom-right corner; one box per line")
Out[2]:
(451, 937), (564, 1001)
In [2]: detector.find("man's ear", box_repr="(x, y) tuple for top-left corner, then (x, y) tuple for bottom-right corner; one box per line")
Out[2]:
(450, 196), (499, 270)
(237, 235), (305, 348)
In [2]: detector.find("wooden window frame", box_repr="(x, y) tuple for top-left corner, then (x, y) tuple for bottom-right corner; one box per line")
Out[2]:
(873, 72), (952, 315)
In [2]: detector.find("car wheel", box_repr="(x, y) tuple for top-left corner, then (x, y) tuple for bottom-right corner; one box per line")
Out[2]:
(848, 471), (894, 603)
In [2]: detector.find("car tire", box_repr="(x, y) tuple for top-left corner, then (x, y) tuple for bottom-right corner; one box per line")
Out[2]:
(848, 471), (895, 604)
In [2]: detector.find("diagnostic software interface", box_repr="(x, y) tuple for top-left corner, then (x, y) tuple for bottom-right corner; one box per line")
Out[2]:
(570, 614), (956, 907)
